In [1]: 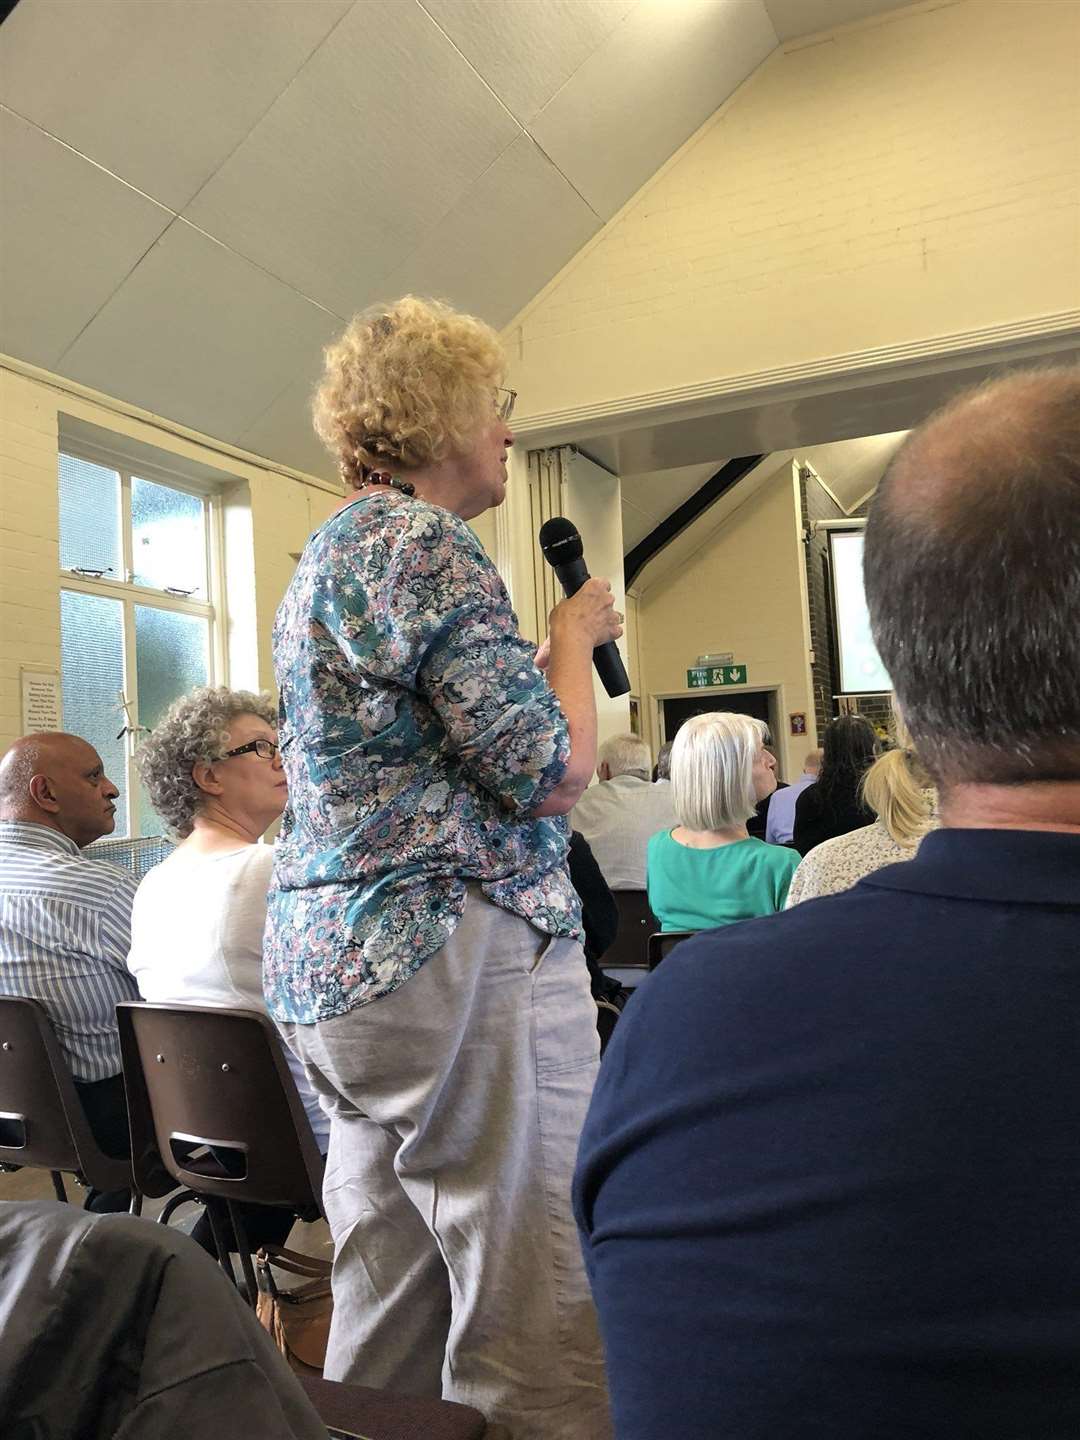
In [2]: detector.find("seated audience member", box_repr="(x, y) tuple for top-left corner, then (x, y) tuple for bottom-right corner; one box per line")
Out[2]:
(0, 732), (138, 1211)
(572, 733), (676, 889)
(567, 829), (620, 994)
(646, 713), (799, 931)
(0, 1202), (327, 1438)
(786, 738), (936, 905)
(652, 741), (673, 784)
(746, 743), (788, 840)
(566, 830), (628, 1048)
(765, 747), (822, 845)
(574, 368), (1080, 1438)
(792, 714), (877, 855)
(128, 686), (329, 1251)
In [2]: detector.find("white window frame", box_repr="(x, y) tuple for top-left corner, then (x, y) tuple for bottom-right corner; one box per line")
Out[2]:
(58, 447), (227, 835)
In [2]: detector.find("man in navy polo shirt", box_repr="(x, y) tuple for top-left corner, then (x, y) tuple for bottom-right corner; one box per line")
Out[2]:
(574, 368), (1080, 1438)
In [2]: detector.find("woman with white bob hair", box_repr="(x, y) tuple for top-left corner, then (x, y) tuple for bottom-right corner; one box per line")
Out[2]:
(786, 734), (937, 905)
(647, 712), (800, 932)
(128, 686), (329, 1251)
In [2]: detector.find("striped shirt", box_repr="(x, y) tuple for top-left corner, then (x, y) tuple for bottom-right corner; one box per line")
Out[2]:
(0, 821), (140, 1081)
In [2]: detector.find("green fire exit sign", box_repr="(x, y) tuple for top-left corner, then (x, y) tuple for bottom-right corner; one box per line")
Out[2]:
(687, 664), (747, 688)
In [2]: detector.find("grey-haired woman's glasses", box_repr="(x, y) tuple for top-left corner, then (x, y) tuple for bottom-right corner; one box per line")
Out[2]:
(496, 387), (517, 422)
(220, 739), (279, 762)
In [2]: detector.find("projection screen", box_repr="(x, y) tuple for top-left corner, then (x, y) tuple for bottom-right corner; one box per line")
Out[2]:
(827, 529), (892, 694)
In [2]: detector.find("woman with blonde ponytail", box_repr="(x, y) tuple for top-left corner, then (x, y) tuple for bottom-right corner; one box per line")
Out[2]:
(786, 729), (936, 905)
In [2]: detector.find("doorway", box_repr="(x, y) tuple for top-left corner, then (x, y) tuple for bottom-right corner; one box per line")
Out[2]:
(661, 688), (772, 736)
(661, 688), (784, 778)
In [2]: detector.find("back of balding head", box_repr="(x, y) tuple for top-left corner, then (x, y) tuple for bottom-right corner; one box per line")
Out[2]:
(0, 733), (95, 816)
(865, 366), (1080, 786)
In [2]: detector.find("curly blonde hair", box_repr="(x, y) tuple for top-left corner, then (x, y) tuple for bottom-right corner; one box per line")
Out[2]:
(313, 296), (507, 485)
(136, 686), (277, 839)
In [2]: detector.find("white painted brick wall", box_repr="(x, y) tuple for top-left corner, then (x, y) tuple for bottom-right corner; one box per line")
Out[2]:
(637, 464), (814, 780)
(510, 0), (1080, 413)
(0, 372), (60, 749)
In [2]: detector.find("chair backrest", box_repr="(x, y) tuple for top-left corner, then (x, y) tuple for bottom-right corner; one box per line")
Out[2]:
(604, 890), (660, 970)
(87, 835), (174, 881)
(117, 1002), (324, 1215)
(646, 931), (695, 971)
(0, 996), (132, 1192)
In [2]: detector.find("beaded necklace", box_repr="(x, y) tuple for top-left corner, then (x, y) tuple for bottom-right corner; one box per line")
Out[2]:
(348, 465), (416, 498)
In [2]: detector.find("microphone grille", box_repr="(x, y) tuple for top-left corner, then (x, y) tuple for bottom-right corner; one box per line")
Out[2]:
(539, 515), (582, 562)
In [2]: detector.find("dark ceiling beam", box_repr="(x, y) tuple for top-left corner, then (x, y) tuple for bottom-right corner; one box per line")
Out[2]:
(624, 454), (764, 588)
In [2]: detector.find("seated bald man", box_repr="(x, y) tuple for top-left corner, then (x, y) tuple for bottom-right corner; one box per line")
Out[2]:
(575, 369), (1080, 1437)
(0, 732), (139, 1210)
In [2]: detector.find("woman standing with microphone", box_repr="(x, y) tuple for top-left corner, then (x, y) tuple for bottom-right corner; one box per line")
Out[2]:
(265, 298), (618, 1437)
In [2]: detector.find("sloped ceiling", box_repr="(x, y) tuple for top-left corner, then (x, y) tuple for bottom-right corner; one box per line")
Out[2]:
(621, 430), (908, 588)
(796, 431), (909, 512)
(0, 0), (907, 482)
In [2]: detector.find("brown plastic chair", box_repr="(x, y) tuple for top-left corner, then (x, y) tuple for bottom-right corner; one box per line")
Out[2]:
(0, 995), (134, 1205)
(603, 890), (660, 972)
(299, 1375), (503, 1440)
(117, 1001), (325, 1300)
(646, 930), (696, 971)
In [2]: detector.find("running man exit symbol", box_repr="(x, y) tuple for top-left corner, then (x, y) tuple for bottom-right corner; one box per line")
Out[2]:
(686, 664), (747, 688)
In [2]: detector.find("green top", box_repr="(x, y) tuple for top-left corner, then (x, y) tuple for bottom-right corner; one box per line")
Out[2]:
(646, 830), (800, 932)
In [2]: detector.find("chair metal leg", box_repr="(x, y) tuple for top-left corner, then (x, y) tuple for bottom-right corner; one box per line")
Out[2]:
(128, 1190), (143, 1216)
(50, 1171), (68, 1202)
(157, 1189), (198, 1226)
(205, 1200), (238, 1289)
(227, 1200), (258, 1308)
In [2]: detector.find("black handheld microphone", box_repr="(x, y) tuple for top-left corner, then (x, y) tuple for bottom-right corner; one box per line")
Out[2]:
(538, 516), (631, 698)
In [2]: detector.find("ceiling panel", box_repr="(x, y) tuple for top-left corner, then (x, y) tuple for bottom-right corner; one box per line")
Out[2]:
(421, 0), (637, 126)
(531, 0), (776, 220)
(620, 501), (658, 552)
(622, 461), (726, 520)
(184, 0), (523, 316)
(0, 0), (353, 212)
(239, 378), (340, 483)
(796, 432), (908, 510)
(379, 134), (600, 329)
(0, 109), (172, 369)
(59, 220), (342, 443)
(764, 0), (908, 43)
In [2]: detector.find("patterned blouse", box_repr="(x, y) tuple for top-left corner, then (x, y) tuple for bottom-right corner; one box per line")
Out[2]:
(263, 492), (581, 1024)
(784, 818), (935, 906)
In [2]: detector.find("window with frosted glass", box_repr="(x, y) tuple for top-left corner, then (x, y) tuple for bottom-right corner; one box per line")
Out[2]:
(134, 606), (210, 835)
(131, 476), (207, 598)
(58, 454), (122, 579)
(60, 590), (129, 837)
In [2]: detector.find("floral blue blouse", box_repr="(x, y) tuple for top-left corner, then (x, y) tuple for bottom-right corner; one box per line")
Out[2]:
(263, 492), (582, 1024)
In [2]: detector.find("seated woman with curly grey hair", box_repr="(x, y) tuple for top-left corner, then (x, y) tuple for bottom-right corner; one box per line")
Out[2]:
(647, 712), (800, 932)
(128, 686), (329, 1248)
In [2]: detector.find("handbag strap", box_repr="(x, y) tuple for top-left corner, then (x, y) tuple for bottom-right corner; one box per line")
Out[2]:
(255, 1245), (332, 1299)
(258, 1245), (332, 1276)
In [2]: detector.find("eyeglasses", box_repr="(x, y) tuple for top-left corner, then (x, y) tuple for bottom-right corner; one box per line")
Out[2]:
(495, 387), (517, 422)
(220, 739), (279, 762)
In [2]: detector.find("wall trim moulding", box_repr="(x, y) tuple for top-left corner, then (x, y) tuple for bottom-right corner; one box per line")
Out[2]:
(1, 353), (344, 498)
(512, 310), (1080, 447)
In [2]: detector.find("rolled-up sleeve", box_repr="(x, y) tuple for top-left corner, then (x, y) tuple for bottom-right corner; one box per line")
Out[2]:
(419, 592), (570, 813)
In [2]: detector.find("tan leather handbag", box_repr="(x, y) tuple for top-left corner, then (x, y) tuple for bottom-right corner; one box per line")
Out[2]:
(255, 1245), (333, 1377)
